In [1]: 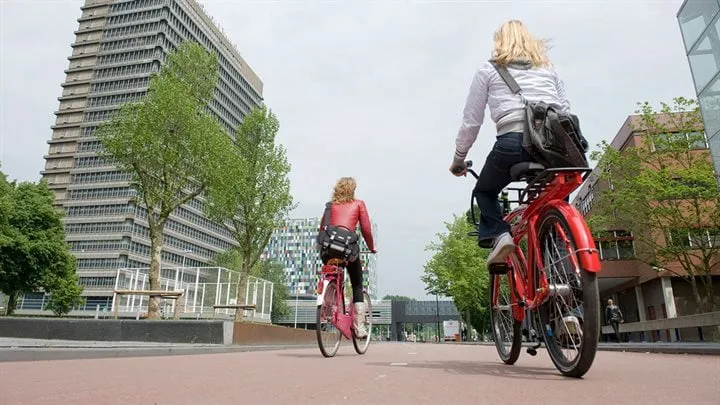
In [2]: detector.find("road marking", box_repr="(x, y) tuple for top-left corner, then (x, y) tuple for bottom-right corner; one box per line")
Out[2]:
(408, 352), (417, 355)
(390, 362), (407, 366)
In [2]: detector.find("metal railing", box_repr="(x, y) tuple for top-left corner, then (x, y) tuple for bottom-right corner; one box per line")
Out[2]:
(602, 311), (720, 342)
(112, 267), (274, 321)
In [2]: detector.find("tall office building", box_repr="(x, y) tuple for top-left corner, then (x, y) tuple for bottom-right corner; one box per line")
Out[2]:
(36, 0), (263, 310)
(678, 0), (720, 174)
(261, 218), (379, 299)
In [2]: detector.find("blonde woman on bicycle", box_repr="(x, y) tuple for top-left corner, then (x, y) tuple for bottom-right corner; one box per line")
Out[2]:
(317, 177), (376, 338)
(449, 20), (572, 266)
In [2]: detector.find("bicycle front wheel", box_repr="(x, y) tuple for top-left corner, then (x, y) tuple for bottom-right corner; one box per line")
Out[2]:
(489, 262), (522, 365)
(352, 292), (372, 355)
(536, 208), (600, 378)
(316, 280), (342, 358)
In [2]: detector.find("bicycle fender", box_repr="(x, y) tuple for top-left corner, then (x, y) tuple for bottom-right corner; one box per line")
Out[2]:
(316, 279), (331, 306)
(548, 201), (602, 273)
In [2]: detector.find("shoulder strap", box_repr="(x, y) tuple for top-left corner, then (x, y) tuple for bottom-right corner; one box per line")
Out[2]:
(321, 202), (332, 228)
(489, 61), (522, 95)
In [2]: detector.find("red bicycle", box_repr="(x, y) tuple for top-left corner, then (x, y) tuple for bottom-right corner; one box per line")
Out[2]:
(462, 160), (601, 378)
(315, 254), (373, 357)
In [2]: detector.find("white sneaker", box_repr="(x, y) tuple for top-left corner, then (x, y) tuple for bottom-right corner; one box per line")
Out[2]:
(487, 232), (515, 265)
(353, 302), (368, 338)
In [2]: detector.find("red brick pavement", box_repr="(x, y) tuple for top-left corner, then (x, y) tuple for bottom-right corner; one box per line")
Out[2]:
(1, 343), (718, 405)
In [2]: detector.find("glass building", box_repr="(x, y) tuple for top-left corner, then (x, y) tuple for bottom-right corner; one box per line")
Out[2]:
(27, 0), (264, 311)
(261, 218), (379, 299)
(678, 0), (720, 173)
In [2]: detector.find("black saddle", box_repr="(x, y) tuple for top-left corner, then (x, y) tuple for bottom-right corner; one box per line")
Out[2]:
(510, 162), (545, 182)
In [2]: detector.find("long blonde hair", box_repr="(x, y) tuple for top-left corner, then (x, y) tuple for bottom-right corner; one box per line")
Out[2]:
(331, 177), (356, 204)
(491, 20), (550, 68)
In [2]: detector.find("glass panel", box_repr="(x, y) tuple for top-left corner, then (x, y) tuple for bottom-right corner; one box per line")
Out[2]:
(688, 17), (720, 93)
(690, 229), (711, 248)
(699, 74), (720, 142)
(617, 240), (635, 259)
(678, 0), (720, 50)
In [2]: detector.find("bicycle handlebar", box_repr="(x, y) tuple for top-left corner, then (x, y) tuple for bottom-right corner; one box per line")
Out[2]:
(451, 160), (479, 179)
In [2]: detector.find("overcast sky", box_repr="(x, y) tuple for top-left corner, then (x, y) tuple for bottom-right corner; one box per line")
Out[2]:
(0, 0), (696, 299)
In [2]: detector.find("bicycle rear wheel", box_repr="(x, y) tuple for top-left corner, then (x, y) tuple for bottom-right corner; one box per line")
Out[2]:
(316, 280), (342, 358)
(352, 292), (372, 355)
(535, 208), (600, 378)
(489, 260), (522, 365)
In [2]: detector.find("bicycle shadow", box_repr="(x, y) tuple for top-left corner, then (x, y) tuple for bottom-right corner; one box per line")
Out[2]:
(277, 352), (355, 359)
(365, 360), (572, 381)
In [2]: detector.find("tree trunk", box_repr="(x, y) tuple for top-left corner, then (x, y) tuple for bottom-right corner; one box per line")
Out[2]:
(700, 275), (717, 312)
(5, 291), (18, 316)
(233, 256), (252, 322)
(688, 276), (706, 314)
(147, 224), (164, 320)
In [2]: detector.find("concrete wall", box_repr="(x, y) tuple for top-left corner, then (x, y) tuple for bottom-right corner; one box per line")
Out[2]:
(0, 318), (230, 344)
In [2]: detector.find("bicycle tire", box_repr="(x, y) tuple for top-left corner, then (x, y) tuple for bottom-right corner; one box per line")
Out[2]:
(489, 269), (522, 365)
(316, 280), (342, 358)
(535, 207), (600, 378)
(352, 292), (372, 355)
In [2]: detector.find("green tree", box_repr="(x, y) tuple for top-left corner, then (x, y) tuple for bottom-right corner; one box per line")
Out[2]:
(206, 107), (295, 320)
(589, 97), (718, 312)
(422, 214), (490, 334)
(214, 250), (290, 323)
(0, 176), (82, 315)
(46, 272), (85, 316)
(97, 41), (235, 319)
(382, 295), (416, 301)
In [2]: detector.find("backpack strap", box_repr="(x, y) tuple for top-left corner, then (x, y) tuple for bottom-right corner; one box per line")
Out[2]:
(489, 61), (522, 95)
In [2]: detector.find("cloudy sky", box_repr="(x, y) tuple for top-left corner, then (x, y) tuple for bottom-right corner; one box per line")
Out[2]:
(0, 0), (696, 299)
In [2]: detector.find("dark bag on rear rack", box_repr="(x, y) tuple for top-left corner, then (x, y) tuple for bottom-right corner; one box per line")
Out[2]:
(316, 202), (360, 262)
(490, 61), (589, 169)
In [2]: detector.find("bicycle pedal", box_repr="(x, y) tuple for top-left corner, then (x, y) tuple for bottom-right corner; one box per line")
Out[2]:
(526, 348), (538, 356)
(488, 263), (508, 275)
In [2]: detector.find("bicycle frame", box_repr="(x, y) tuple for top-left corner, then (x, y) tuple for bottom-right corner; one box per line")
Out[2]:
(316, 258), (358, 339)
(468, 166), (601, 324)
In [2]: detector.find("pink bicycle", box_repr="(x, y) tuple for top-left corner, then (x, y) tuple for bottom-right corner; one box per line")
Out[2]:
(315, 254), (373, 357)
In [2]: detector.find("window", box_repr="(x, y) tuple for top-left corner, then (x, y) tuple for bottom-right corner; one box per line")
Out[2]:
(699, 75), (720, 140)
(669, 227), (720, 248)
(650, 131), (708, 151)
(594, 230), (635, 260)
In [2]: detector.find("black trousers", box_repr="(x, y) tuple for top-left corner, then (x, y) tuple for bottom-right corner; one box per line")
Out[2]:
(322, 255), (364, 303)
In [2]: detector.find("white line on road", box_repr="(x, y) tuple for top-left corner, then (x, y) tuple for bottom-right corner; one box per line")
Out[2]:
(389, 362), (408, 366)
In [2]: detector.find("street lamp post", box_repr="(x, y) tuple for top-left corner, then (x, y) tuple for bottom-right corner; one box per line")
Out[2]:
(293, 286), (300, 328)
(435, 293), (440, 343)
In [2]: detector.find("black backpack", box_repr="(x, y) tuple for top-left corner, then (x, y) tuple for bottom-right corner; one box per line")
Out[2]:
(490, 61), (589, 169)
(316, 202), (360, 262)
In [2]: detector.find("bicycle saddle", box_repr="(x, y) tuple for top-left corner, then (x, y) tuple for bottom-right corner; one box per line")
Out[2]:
(510, 162), (545, 182)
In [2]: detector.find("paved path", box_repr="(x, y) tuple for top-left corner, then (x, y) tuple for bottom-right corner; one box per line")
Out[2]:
(1, 342), (718, 405)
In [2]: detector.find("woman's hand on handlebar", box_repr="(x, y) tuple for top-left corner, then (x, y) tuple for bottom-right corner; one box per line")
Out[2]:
(449, 159), (467, 177)
(450, 159), (475, 177)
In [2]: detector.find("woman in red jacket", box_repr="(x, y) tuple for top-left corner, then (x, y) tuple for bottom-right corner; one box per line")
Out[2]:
(318, 177), (376, 338)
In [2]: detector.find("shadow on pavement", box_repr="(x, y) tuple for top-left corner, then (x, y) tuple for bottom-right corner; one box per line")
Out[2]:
(366, 361), (571, 381)
(276, 352), (356, 359)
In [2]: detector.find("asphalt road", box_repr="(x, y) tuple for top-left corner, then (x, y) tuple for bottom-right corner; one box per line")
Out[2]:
(1, 342), (718, 405)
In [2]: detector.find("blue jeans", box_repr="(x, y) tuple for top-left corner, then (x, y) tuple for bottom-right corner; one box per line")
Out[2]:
(473, 132), (535, 246)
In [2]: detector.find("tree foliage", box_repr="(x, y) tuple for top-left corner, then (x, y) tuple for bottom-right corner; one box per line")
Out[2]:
(589, 97), (718, 312)
(97, 41), (234, 319)
(422, 214), (490, 334)
(0, 171), (82, 315)
(214, 249), (290, 323)
(206, 106), (295, 320)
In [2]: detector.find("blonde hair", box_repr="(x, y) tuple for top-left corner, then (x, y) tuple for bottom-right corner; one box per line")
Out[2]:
(331, 177), (356, 204)
(491, 20), (550, 68)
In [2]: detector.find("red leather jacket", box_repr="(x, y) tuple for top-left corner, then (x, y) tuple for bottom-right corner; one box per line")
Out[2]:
(319, 200), (376, 252)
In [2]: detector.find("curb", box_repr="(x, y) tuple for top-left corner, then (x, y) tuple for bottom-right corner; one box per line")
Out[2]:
(0, 344), (319, 363)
